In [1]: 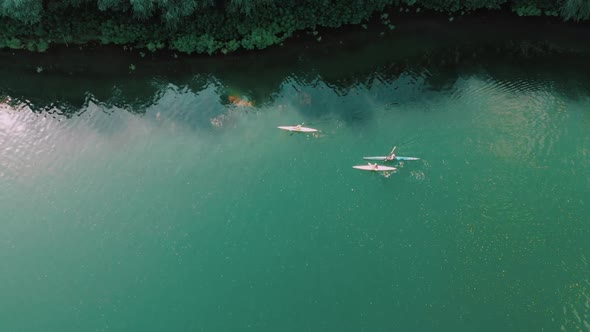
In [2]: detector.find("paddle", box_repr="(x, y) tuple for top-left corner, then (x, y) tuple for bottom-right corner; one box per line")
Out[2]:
(388, 146), (397, 160)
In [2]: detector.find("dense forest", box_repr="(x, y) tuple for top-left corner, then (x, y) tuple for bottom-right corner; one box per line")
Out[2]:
(1, 0), (589, 54)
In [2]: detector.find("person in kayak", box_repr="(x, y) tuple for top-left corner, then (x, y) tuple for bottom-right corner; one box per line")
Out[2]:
(294, 124), (302, 131)
(370, 163), (379, 170)
(386, 146), (397, 161)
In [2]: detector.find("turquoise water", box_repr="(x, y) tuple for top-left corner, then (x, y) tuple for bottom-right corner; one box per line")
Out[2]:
(1, 18), (590, 331)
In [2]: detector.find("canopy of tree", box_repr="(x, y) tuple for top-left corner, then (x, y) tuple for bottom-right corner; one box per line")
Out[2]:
(0, 0), (588, 54)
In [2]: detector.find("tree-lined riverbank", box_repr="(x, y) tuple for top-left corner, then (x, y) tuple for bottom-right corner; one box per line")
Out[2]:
(1, 0), (589, 55)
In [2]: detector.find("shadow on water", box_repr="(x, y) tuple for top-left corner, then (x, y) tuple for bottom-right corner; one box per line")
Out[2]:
(1, 15), (590, 129)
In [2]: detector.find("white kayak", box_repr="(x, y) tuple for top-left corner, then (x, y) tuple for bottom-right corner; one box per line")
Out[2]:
(363, 156), (420, 161)
(353, 165), (397, 171)
(278, 125), (318, 133)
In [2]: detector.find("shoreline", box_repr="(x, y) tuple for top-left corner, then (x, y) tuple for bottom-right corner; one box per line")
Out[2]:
(1, 4), (589, 56)
(2, 14), (590, 115)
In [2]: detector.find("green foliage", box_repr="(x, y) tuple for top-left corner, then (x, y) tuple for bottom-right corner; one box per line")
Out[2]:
(36, 39), (49, 52)
(157, 0), (211, 25)
(0, 0), (587, 55)
(171, 33), (219, 55)
(514, 3), (542, 16)
(467, 0), (507, 9)
(402, 0), (507, 12)
(561, 0), (590, 21)
(97, 0), (131, 12)
(511, 0), (560, 17)
(0, 0), (43, 23)
(241, 27), (283, 50)
(227, 0), (279, 15)
(6, 37), (21, 49)
(146, 41), (165, 52)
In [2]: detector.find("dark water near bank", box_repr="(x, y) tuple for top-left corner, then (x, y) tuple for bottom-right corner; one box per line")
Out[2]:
(1, 17), (589, 332)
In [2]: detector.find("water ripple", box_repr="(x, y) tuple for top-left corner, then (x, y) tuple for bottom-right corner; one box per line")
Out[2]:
(450, 74), (570, 168)
(559, 255), (590, 332)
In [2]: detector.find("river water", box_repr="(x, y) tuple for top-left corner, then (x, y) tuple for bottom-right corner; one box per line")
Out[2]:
(1, 17), (589, 332)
